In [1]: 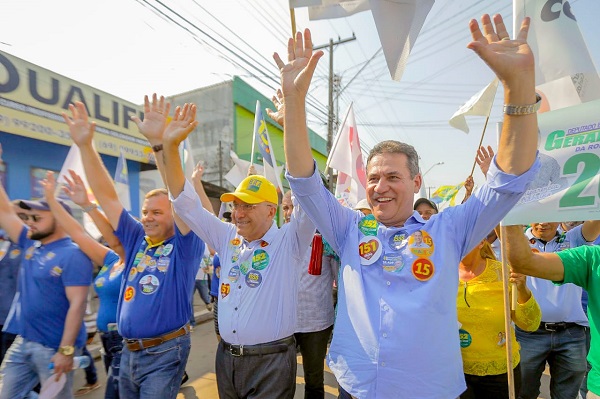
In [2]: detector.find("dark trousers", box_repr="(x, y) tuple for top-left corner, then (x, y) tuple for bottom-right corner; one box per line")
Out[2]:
(0, 328), (16, 364)
(295, 325), (333, 399)
(461, 364), (522, 399)
(215, 337), (297, 398)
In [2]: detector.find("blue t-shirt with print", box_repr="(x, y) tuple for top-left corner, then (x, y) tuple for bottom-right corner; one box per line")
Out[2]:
(94, 251), (122, 332)
(115, 210), (204, 338)
(9, 228), (92, 349)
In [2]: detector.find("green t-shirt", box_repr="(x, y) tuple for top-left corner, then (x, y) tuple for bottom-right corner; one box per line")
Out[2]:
(559, 245), (600, 395)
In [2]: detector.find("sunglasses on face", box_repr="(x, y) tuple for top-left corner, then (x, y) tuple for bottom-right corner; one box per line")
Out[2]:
(18, 213), (42, 223)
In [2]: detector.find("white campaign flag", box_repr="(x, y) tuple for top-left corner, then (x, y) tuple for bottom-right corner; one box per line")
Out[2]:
(291, 0), (434, 81)
(225, 151), (266, 188)
(56, 145), (102, 239)
(514, 0), (600, 111)
(449, 78), (498, 133)
(179, 138), (195, 180)
(326, 104), (367, 208)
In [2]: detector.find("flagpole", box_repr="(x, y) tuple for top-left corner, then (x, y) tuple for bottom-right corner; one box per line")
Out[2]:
(250, 100), (259, 167)
(469, 115), (491, 177)
(499, 225), (516, 399)
(290, 8), (297, 37)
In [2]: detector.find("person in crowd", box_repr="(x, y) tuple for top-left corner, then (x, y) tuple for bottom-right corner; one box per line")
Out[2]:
(0, 169), (92, 398)
(194, 248), (213, 313)
(282, 190), (335, 399)
(41, 170), (124, 399)
(503, 226), (600, 399)
(160, 102), (315, 398)
(352, 199), (371, 216)
(508, 220), (600, 399)
(62, 96), (205, 399)
(275, 13), (541, 398)
(413, 198), (438, 221)
(457, 234), (541, 398)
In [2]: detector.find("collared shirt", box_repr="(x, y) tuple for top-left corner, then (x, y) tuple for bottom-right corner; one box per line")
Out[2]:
(295, 242), (335, 333)
(287, 157), (540, 399)
(559, 246), (600, 395)
(5, 227), (92, 349)
(94, 251), (122, 332)
(115, 210), (204, 339)
(172, 179), (315, 345)
(525, 225), (591, 325)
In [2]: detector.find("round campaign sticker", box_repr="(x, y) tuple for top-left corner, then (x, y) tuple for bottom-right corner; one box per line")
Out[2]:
(154, 245), (164, 257)
(230, 238), (241, 247)
(252, 249), (269, 270)
(124, 286), (135, 302)
(162, 244), (174, 256)
(99, 265), (109, 274)
(409, 230), (434, 257)
(139, 275), (160, 295)
(260, 240), (269, 248)
(128, 267), (138, 282)
(231, 247), (241, 263)
(228, 265), (240, 282)
(388, 231), (407, 251)
(157, 257), (170, 273)
(145, 259), (157, 273)
(95, 277), (105, 288)
(245, 270), (263, 288)
(239, 261), (250, 275)
(133, 252), (144, 266)
(412, 258), (435, 281)
(358, 214), (379, 236)
(110, 263), (125, 280)
(382, 253), (404, 273)
(9, 248), (20, 259)
(459, 329), (472, 348)
(358, 236), (382, 266)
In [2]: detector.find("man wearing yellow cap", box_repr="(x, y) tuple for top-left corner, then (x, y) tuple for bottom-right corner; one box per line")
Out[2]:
(160, 104), (315, 398)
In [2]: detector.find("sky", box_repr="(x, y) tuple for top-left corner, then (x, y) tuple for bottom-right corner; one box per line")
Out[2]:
(0, 0), (599, 193)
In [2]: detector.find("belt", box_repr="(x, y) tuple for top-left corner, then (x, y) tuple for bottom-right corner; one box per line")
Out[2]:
(222, 336), (295, 357)
(124, 323), (191, 352)
(540, 321), (581, 332)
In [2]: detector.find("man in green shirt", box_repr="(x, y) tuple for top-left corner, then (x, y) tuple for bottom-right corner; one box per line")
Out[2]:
(505, 225), (600, 398)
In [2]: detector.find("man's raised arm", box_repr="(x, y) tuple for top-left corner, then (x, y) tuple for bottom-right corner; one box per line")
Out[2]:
(62, 102), (123, 230)
(273, 30), (323, 178)
(468, 14), (538, 175)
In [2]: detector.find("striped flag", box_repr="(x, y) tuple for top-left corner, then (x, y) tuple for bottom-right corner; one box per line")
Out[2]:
(253, 101), (284, 194)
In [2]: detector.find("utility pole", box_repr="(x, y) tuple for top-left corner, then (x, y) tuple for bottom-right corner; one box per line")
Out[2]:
(315, 34), (356, 193)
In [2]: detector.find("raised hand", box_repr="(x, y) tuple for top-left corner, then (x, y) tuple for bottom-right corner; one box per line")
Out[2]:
(273, 29), (323, 102)
(475, 145), (495, 177)
(40, 171), (57, 202)
(191, 161), (205, 185)
(62, 102), (96, 147)
(464, 175), (474, 194)
(467, 14), (533, 87)
(266, 89), (284, 127)
(63, 170), (92, 207)
(163, 103), (199, 147)
(131, 93), (171, 145)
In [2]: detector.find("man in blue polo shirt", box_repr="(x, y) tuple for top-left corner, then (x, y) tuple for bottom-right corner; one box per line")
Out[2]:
(0, 189), (92, 398)
(275, 14), (541, 399)
(63, 97), (205, 399)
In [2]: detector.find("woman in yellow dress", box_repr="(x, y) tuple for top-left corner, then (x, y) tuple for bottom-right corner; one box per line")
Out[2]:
(457, 236), (541, 398)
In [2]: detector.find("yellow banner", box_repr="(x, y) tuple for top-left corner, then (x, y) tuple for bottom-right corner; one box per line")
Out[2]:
(0, 50), (154, 163)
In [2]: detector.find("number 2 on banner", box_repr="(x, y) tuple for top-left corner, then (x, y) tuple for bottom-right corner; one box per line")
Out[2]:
(559, 153), (600, 208)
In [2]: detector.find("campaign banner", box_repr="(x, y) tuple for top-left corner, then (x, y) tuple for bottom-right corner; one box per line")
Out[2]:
(503, 99), (600, 225)
(0, 50), (153, 164)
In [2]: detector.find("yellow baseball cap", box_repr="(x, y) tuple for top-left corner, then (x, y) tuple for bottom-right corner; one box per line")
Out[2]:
(220, 175), (278, 205)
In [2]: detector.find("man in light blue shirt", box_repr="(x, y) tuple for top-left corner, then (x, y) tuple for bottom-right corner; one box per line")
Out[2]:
(159, 104), (315, 398)
(274, 14), (541, 399)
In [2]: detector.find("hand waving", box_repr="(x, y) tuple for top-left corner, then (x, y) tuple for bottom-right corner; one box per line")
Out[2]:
(131, 94), (171, 145)
(62, 170), (91, 207)
(467, 14), (534, 86)
(62, 102), (96, 147)
(273, 29), (323, 102)
(163, 103), (198, 147)
(475, 145), (495, 177)
(266, 89), (284, 127)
